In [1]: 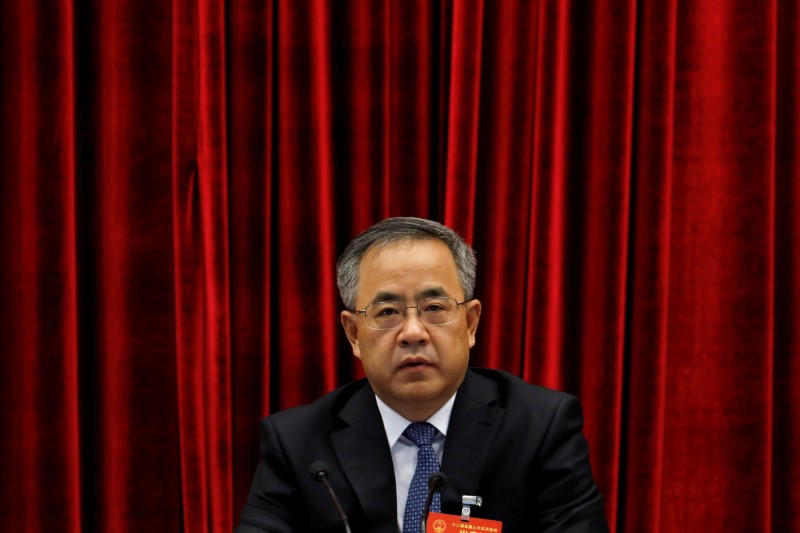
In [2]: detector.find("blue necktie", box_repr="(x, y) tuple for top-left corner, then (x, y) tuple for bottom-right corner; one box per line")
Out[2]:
(402, 422), (441, 533)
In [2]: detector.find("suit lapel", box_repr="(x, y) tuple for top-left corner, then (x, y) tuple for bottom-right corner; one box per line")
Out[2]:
(328, 371), (505, 528)
(440, 370), (505, 512)
(330, 383), (398, 530)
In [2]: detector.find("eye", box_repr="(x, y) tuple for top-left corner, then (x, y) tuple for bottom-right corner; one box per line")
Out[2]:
(369, 303), (403, 319)
(421, 299), (449, 314)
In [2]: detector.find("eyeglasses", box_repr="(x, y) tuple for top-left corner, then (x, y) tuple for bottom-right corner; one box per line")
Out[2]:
(356, 297), (467, 330)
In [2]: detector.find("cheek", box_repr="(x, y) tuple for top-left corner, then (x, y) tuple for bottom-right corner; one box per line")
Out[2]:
(359, 335), (394, 362)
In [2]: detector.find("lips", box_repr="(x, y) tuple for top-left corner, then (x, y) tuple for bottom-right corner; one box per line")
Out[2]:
(398, 356), (432, 370)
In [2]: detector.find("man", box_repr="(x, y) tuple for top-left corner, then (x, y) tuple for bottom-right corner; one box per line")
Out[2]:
(237, 217), (608, 532)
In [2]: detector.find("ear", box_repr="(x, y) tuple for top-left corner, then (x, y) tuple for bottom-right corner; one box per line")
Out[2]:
(465, 299), (482, 348)
(340, 311), (362, 359)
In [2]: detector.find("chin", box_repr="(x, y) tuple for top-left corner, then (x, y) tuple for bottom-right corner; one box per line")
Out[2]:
(396, 382), (446, 402)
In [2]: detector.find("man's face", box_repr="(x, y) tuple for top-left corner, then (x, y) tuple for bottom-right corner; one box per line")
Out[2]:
(341, 239), (481, 421)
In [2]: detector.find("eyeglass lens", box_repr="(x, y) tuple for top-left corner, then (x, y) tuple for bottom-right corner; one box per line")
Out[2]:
(364, 297), (460, 330)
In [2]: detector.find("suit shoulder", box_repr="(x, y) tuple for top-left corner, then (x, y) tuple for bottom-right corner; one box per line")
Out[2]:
(466, 367), (577, 409)
(262, 378), (370, 435)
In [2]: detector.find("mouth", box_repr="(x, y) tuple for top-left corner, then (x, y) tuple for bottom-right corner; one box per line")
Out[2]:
(398, 356), (433, 371)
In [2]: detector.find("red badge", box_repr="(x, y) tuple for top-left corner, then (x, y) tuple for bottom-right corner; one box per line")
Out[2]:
(425, 512), (503, 532)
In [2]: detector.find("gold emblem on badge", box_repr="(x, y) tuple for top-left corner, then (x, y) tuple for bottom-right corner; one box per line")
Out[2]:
(433, 518), (446, 532)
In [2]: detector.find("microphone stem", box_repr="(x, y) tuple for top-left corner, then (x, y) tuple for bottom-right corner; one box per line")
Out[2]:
(319, 475), (352, 533)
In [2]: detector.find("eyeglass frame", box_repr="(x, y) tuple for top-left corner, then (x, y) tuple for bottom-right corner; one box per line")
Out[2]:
(354, 297), (469, 330)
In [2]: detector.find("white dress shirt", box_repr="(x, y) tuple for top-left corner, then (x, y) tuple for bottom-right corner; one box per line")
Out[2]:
(375, 393), (456, 532)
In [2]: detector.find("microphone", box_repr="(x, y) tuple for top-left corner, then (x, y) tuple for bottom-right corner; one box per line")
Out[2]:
(308, 461), (352, 533)
(420, 471), (448, 533)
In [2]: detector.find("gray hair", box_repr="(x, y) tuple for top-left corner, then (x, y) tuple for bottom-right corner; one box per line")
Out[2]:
(336, 217), (477, 310)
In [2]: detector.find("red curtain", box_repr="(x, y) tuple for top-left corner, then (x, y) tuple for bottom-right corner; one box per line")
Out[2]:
(1, 0), (797, 531)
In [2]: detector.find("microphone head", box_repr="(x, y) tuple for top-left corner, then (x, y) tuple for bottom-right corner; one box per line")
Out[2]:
(428, 471), (448, 489)
(308, 460), (330, 481)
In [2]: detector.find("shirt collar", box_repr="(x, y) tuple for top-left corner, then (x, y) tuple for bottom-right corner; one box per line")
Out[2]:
(375, 393), (457, 446)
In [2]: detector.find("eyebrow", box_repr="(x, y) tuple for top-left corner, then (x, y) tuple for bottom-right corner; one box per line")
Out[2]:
(417, 287), (448, 300)
(369, 287), (449, 304)
(371, 291), (401, 304)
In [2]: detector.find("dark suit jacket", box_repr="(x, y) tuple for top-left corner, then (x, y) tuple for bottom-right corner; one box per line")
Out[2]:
(236, 368), (608, 532)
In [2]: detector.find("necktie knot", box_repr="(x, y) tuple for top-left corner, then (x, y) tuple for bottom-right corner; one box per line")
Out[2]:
(403, 422), (438, 447)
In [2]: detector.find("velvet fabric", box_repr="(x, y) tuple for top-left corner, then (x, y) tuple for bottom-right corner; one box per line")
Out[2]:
(1, 0), (797, 531)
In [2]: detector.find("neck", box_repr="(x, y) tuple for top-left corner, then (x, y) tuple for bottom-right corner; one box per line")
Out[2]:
(379, 391), (455, 423)
(396, 404), (441, 423)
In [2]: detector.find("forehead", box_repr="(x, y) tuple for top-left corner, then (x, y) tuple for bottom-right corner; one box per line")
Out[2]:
(357, 239), (461, 299)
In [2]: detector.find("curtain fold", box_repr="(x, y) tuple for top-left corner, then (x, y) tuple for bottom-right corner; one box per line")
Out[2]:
(621, 1), (676, 530)
(442, 0), (483, 234)
(662, 2), (777, 530)
(228, 0), (274, 513)
(2, 0), (798, 531)
(172, 0), (234, 529)
(773, 3), (800, 531)
(0, 0), (81, 529)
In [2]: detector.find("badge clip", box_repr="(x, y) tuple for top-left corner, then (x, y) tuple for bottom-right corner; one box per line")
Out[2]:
(460, 494), (483, 522)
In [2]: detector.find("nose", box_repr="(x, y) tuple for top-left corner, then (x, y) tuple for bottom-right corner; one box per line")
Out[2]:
(396, 309), (430, 347)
